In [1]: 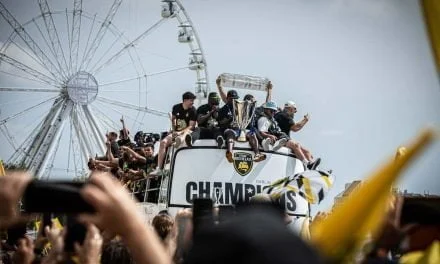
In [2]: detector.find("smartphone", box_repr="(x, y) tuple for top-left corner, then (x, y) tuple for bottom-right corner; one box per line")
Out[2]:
(192, 198), (214, 236)
(23, 181), (95, 213)
(64, 216), (87, 253)
(6, 222), (27, 246)
(41, 213), (52, 234)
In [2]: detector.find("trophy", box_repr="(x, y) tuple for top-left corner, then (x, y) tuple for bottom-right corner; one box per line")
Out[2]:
(220, 73), (270, 91)
(232, 99), (256, 142)
(212, 187), (223, 205)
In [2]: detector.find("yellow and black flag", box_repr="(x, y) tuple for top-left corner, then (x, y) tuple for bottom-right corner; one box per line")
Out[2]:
(311, 129), (436, 263)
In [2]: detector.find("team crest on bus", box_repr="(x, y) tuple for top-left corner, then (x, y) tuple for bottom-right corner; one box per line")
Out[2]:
(233, 152), (253, 176)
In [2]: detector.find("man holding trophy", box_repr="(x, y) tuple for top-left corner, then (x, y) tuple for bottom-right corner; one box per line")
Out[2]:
(217, 89), (266, 163)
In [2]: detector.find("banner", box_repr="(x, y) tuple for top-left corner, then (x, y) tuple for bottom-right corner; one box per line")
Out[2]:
(168, 145), (304, 207)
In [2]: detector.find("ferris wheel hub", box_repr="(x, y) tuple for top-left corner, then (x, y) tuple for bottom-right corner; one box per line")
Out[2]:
(66, 71), (98, 105)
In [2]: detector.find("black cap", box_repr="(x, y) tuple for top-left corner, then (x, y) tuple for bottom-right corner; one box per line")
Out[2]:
(244, 94), (254, 101)
(208, 92), (220, 99)
(227, 90), (239, 99)
(182, 91), (196, 100)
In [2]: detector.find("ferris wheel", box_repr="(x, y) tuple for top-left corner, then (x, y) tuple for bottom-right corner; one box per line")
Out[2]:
(0, 0), (209, 180)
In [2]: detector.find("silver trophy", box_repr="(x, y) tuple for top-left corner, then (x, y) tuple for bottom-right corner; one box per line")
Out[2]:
(212, 187), (223, 205)
(232, 99), (256, 142)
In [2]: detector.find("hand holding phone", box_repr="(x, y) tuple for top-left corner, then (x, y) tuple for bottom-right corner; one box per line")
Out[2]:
(64, 216), (87, 253)
(192, 198), (213, 236)
(23, 181), (95, 213)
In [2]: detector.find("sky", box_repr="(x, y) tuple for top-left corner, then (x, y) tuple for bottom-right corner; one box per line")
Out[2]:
(0, 0), (439, 212)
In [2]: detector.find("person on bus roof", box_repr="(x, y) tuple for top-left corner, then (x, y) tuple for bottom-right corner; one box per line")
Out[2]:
(217, 90), (266, 163)
(196, 92), (224, 147)
(257, 101), (320, 170)
(150, 91), (199, 175)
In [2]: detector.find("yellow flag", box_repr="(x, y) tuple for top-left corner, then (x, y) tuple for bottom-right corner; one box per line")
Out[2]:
(400, 241), (440, 264)
(0, 160), (6, 177)
(421, 0), (440, 73)
(35, 217), (64, 231)
(311, 129), (436, 262)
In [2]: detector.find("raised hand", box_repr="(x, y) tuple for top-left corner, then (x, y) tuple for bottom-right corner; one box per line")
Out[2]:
(304, 113), (310, 121)
(77, 172), (143, 237)
(266, 81), (273, 90)
(216, 76), (222, 86)
(13, 237), (35, 264)
(42, 223), (64, 264)
(74, 224), (103, 264)
(77, 172), (171, 264)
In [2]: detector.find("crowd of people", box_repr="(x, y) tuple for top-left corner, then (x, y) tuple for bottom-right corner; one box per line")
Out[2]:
(0, 171), (329, 264)
(2, 171), (438, 264)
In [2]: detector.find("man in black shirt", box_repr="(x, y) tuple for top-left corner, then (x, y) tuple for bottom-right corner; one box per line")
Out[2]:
(265, 101), (319, 170)
(217, 90), (266, 163)
(151, 91), (198, 175)
(196, 92), (224, 147)
(274, 101), (309, 136)
(117, 117), (132, 147)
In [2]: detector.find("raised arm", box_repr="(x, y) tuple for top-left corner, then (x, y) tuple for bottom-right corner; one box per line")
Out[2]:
(291, 114), (309, 132)
(106, 141), (119, 165)
(265, 81), (273, 103)
(121, 146), (146, 164)
(120, 116), (129, 140)
(216, 76), (227, 104)
(78, 173), (171, 264)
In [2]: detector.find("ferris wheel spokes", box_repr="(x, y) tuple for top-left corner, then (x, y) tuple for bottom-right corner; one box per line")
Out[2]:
(0, 53), (60, 86)
(38, 0), (70, 80)
(80, 0), (123, 72)
(0, 95), (61, 126)
(91, 17), (169, 75)
(0, 0), (210, 179)
(70, 0), (83, 75)
(81, 105), (106, 154)
(90, 103), (120, 131)
(71, 108), (92, 166)
(0, 87), (59, 93)
(96, 96), (168, 117)
(0, 2), (66, 82)
(28, 99), (73, 179)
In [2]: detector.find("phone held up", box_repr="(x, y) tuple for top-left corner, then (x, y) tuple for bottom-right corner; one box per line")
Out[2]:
(23, 180), (95, 214)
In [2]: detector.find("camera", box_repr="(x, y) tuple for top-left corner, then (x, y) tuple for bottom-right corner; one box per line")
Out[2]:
(134, 131), (161, 146)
